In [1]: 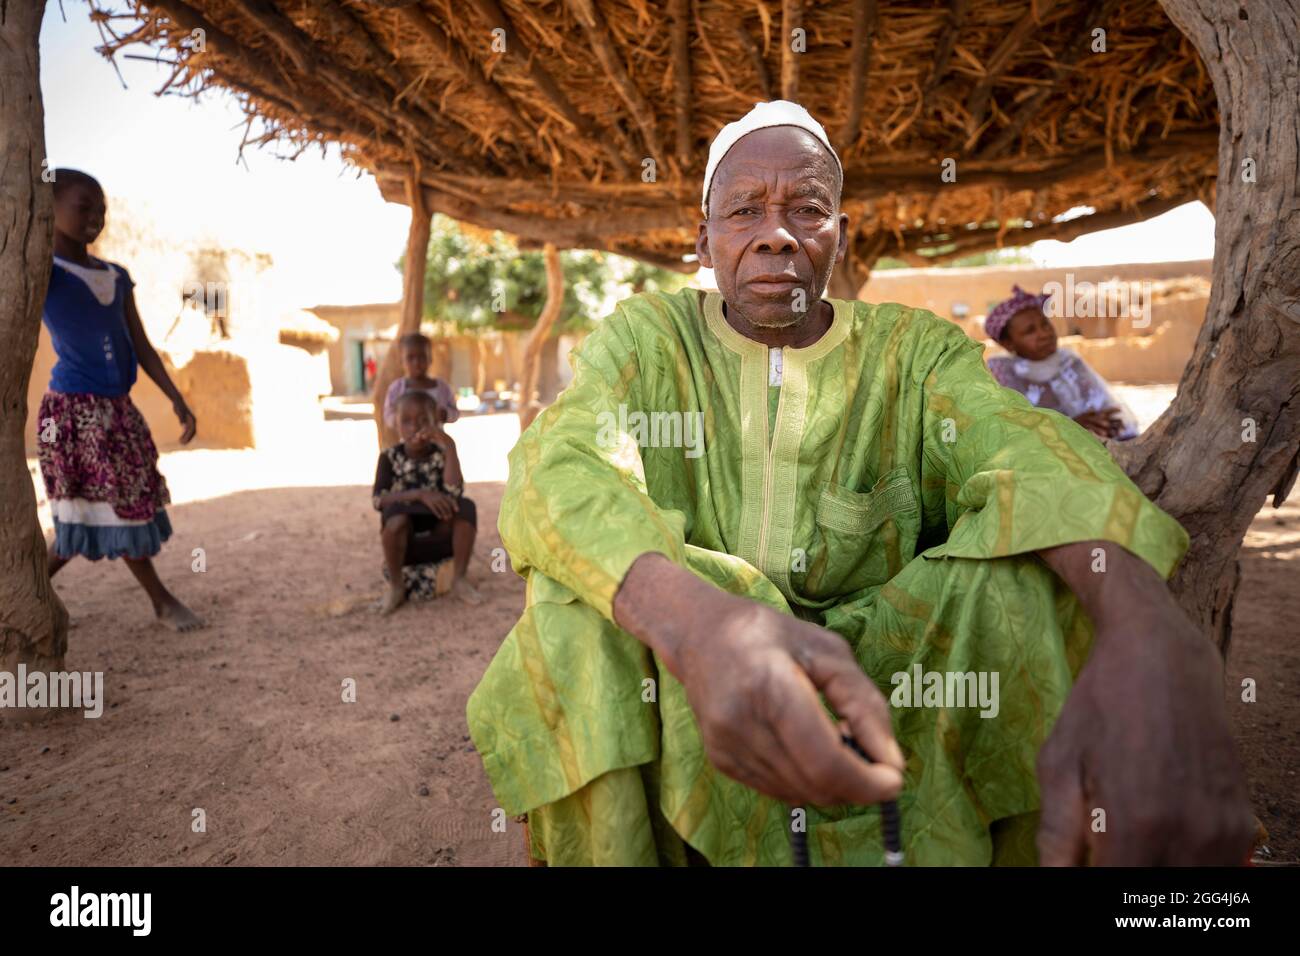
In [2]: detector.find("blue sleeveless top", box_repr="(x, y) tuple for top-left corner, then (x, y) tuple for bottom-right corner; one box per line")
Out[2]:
(43, 258), (138, 397)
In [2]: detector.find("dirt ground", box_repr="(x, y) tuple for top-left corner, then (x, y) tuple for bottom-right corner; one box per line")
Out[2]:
(2, 398), (1297, 865)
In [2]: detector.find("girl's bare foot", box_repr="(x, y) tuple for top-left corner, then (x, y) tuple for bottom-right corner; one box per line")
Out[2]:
(156, 597), (204, 632)
(380, 583), (408, 616)
(451, 577), (484, 607)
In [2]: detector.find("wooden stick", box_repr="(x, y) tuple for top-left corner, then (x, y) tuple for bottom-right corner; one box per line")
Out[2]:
(963, 0), (1061, 142)
(731, 21), (772, 100)
(923, 0), (970, 95)
(469, 0), (630, 175)
(781, 0), (802, 101)
(225, 0), (313, 75)
(565, 0), (660, 160)
(412, 184), (692, 244)
(669, 0), (694, 166)
(838, 0), (879, 153)
(844, 128), (1216, 200)
(320, 0), (532, 168)
(977, 0), (1115, 159)
(375, 128), (1215, 209)
(398, 4), (536, 146)
(895, 192), (1187, 262)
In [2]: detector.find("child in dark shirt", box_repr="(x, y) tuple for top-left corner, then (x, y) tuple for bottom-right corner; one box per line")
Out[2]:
(372, 390), (481, 614)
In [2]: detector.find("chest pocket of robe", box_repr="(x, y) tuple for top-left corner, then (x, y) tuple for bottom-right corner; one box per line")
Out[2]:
(810, 466), (920, 596)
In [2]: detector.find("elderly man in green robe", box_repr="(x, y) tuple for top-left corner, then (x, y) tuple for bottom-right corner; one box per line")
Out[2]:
(467, 101), (1253, 866)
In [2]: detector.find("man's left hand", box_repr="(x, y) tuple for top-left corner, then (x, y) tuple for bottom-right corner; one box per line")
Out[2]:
(1036, 542), (1256, 865)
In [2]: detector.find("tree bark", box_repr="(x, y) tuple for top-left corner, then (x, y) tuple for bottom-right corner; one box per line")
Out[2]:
(1, 0), (69, 687)
(372, 176), (432, 449)
(1115, 0), (1300, 655)
(518, 243), (564, 432)
(829, 233), (888, 300)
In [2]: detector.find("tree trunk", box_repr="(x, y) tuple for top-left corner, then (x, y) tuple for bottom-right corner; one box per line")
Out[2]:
(826, 247), (868, 300)
(1115, 0), (1300, 655)
(1, 0), (69, 688)
(829, 232), (889, 300)
(518, 243), (564, 432)
(473, 337), (487, 396)
(372, 176), (432, 449)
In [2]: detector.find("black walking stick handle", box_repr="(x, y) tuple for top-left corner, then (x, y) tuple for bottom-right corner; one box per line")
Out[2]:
(788, 732), (904, 867)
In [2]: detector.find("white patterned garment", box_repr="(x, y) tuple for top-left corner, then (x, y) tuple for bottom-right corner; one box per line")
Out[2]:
(54, 256), (118, 306)
(987, 347), (1139, 440)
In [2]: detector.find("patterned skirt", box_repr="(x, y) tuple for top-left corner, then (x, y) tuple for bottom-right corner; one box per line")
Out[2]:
(37, 391), (173, 560)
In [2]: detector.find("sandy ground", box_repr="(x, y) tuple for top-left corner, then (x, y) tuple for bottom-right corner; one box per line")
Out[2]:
(3, 389), (1297, 865)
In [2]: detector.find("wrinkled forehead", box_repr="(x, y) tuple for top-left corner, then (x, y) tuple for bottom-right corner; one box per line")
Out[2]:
(709, 126), (839, 204)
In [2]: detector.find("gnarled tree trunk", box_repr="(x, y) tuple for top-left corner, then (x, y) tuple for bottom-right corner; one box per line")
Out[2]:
(372, 174), (432, 449)
(1, 0), (69, 686)
(1116, 0), (1300, 655)
(518, 242), (564, 432)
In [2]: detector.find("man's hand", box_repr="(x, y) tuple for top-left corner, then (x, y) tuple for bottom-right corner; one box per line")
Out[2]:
(1036, 541), (1255, 865)
(418, 489), (459, 520)
(613, 553), (904, 807)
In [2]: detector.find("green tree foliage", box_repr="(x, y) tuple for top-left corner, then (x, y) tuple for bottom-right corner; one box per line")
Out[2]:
(399, 215), (689, 334)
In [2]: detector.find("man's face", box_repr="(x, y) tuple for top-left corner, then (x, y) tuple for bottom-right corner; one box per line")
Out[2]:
(696, 127), (848, 329)
(53, 181), (106, 246)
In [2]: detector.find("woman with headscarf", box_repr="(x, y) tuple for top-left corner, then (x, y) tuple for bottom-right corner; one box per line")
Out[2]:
(984, 285), (1140, 440)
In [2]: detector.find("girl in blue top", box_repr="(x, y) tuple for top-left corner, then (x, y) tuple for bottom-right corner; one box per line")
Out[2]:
(37, 170), (203, 631)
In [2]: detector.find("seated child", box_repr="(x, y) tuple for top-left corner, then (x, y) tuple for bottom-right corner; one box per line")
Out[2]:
(372, 390), (482, 613)
(383, 332), (459, 431)
(984, 285), (1139, 441)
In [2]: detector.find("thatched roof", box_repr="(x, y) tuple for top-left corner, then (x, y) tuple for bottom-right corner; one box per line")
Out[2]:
(91, 0), (1219, 273)
(278, 308), (342, 344)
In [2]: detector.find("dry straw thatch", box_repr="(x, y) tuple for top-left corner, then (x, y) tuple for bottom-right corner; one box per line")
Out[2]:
(89, 0), (1219, 277)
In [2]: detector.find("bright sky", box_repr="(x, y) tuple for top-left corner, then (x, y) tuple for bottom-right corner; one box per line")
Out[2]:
(39, 3), (1215, 309)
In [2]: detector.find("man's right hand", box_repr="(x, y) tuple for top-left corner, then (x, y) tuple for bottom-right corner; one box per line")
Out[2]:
(613, 552), (904, 807)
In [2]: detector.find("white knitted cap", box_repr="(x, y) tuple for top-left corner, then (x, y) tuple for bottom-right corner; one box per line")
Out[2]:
(700, 100), (842, 214)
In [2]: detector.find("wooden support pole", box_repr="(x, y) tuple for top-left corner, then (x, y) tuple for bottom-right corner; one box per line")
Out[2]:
(372, 175), (433, 450)
(518, 244), (565, 432)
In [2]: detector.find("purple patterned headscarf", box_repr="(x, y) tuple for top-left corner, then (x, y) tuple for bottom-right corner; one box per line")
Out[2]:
(983, 285), (1050, 341)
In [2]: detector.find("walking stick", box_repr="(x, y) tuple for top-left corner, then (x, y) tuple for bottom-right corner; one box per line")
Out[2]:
(789, 732), (904, 867)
